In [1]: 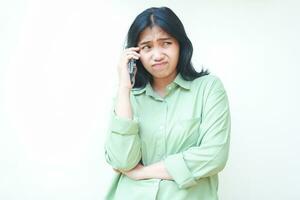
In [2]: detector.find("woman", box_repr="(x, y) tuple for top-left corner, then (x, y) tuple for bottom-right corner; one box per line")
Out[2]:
(104, 6), (231, 200)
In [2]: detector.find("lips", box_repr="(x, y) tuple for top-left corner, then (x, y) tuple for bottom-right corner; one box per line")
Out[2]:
(152, 62), (167, 69)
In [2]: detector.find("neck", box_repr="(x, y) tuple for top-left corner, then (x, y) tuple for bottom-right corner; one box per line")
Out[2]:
(152, 71), (177, 92)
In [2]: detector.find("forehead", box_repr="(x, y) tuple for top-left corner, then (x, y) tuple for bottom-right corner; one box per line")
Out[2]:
(138, 26), (173, 43)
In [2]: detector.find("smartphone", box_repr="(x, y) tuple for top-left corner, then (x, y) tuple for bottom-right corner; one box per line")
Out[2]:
(128, 59), (137, 86)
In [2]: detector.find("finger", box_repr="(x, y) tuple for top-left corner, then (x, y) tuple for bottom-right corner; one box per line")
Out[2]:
(125, 47), (141, 53)
(126, 54), (140, 60)
(125, 51), (140, 57)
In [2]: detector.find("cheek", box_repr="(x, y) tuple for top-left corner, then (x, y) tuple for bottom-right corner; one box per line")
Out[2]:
(169, 50), (180, 64)
(139, 55), (149, 66)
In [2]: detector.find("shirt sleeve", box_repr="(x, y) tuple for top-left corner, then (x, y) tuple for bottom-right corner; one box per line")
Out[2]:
(104, 93), (142, 171)
(164, 77), (231, 189)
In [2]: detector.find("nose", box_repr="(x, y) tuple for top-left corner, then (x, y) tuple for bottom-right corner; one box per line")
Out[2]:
(151, 47), (164, 61)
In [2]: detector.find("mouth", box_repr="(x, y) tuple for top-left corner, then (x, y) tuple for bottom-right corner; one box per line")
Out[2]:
(152, 62), (167, 69)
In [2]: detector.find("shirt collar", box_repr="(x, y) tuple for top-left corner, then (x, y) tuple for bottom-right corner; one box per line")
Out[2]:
(131, 73), (191, 96)
(173, 73), (192, 90)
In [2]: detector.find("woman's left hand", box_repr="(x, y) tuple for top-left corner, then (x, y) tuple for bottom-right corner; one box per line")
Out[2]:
(114, 163), (145, 180)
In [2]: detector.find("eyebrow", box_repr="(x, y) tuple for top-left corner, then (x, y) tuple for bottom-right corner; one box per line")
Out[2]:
(138, 37), (173, 46)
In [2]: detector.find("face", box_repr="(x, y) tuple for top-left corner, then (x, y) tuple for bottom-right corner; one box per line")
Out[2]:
(137, 26), (180, 84)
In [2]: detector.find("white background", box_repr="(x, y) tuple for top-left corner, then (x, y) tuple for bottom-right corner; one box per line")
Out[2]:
(1, 0), (300, 199)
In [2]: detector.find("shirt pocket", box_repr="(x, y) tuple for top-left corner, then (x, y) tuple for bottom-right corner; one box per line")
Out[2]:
(168, 117), (201, 151)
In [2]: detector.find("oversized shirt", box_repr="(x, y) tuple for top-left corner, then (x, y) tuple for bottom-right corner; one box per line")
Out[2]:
(104, 74), (231, 200)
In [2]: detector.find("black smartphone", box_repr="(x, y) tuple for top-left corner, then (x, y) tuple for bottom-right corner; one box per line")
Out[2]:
(128, 59), (137, 86)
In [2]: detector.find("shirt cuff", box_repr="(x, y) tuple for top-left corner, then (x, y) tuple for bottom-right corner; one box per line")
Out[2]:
(110, 111), (139, 135)
(164, 153), (197, 189)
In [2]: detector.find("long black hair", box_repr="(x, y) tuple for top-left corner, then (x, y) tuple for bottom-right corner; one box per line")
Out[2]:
(126, 6), (209, 89)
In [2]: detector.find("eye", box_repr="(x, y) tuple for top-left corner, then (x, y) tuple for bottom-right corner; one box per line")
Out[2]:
(163, 41), (172, 47)
(141, 45), (151, 51)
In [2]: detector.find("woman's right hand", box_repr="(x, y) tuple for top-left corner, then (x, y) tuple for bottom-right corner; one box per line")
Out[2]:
(117, 47), (140, 90)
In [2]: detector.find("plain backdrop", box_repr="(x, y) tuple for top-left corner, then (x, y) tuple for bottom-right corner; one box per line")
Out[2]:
(1, 0), (300, 199)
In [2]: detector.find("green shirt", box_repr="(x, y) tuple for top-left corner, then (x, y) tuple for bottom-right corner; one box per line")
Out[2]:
(104, 74), (231, 200)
